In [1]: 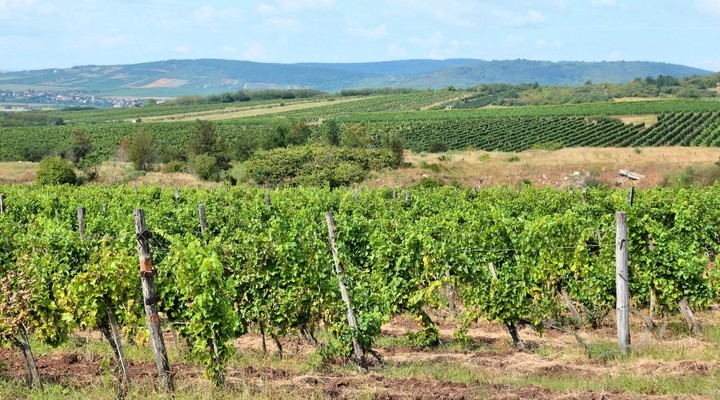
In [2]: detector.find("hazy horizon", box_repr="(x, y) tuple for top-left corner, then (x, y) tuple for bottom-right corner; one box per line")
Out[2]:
(1, 0), (719, 72)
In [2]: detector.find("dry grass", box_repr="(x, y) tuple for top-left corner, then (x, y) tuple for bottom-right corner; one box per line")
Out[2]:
(0, 161), (37, 183)
(366, 147), (720, 188)
(619, 114), (658, 127)
(5, 147), (720, 189)
(137, 97), (367, 122)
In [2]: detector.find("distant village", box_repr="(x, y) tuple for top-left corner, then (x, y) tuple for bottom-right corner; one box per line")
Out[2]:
(0, 89), (144, 109)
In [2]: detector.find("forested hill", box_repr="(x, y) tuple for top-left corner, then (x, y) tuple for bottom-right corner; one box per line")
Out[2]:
(0, 58), (712, 96)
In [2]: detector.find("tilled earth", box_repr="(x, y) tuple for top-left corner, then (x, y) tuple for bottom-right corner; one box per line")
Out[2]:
(1, 317), (717, 399)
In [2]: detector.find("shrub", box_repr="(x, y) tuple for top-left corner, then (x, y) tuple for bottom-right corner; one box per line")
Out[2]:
(36, 156), (77, 185)
(190, 154), (220, 181)
(163, 160), (186, 173)
(428, 140), (448, 153)
(244, 145), (399, 187)
(127, 131), (156, 171)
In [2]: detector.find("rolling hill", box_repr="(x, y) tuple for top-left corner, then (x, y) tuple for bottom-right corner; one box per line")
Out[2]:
(0, 58), (712, 97)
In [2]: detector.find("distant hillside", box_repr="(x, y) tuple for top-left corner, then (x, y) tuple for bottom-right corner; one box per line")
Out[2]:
(0, 58), (712, 96)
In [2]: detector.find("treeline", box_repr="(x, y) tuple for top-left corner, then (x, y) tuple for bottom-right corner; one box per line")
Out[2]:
(169, 88), (326, 106)
(0, 111), (64, 128)
(449, 72), (720, 108)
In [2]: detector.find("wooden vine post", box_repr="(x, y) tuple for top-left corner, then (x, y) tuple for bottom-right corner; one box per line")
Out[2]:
(134, 209), (174, 391)
(77, 207), (85, 240)
(325, 211), (368, 372)
(0, 193), (4, 213)
(18, 325), (41, 388)
(198, 204), (207, 237)
(616, 211), (631, 355)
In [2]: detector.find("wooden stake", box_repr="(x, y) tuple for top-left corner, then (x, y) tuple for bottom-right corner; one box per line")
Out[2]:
(99, 308), (131, 397)
(173, 188), (180, 201)
(134, 209), (174, 392)
(445, 269), (455, 318)
(18, 325), (41, 389)
(198, 204), (207, 237)
(679, 297), (700, 335)
(0, 193), (4, 213)
(325, 212), (367, 372)
(616, 211), (631, 355)
(77, 207), (85, 240)
(561, 289), (582, 327)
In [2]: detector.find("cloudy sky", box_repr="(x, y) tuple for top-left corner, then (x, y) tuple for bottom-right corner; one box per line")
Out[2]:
(1, 0), (719, 71)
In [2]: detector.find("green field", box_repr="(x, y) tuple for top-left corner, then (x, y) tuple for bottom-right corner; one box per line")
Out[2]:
(2, 93), (720, 162)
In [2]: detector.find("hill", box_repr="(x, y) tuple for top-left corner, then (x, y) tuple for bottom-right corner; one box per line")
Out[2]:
(0, 59), (713, 97)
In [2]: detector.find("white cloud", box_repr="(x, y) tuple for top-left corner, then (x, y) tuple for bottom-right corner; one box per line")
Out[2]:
(386, 43), (406, 58)
(257, 0), (335, 14)
(535, 39), (562, 49)
(0, 0), (53, 18)
(429, 48), (443, 60)
(195, 6), (241, 22)
(269, 18), (299, 28)
(697, 0), (720, 17)
(609, 50), (621, 61)
(591, 0), (616, 7)
(243, 43), (268, 61)
(98, 35), (132, 47)
(501, 9), (547, 27)
(173, 44), (189, 53)
(348, 24), (388, 38)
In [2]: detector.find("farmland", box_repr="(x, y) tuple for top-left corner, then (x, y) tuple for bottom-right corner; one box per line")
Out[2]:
(3, 88), (720, 398)
(1, 92), (720, 163)
(2, 184), (720, 399)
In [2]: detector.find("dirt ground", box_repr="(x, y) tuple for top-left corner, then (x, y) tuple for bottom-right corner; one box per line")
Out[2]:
(2, 313), (718, 399)
(365, 147), (720, 189)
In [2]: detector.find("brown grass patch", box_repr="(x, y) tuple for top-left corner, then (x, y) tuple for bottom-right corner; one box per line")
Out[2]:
(136, 97), (368, 122)
(619, 115), (658, 127)
(367, 147), (720, 189)
(139, 78), (189, 88)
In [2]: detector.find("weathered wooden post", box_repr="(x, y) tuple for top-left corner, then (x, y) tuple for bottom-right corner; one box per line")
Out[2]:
(134, 209), (174, 391)
(18, 325), (41, 389)
(198, 204), (207, 237)
(0, 193), (5, 213)
(77, 207), (85, 240)
(616, 211), (630, 355)
(325, 212), (367, 372)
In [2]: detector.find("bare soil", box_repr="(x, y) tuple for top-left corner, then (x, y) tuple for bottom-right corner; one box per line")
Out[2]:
(365, 147), (720, 188)
(2, 314), (718, 399)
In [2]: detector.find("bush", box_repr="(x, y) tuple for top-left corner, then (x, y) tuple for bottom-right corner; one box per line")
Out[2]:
(36, 156), (77, 185)
(244, 145), (400, 187)
(163, 160), (186, 173)
(190, 154), (220, 181)
(428, 140), (448, 153)
(127, 131), (156, 171)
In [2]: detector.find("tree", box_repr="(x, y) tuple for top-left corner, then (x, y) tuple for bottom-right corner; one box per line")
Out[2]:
(187, 120), (230, 180)
(340, 123), (372, 148)
(383, 134), (405, 165)
(188, 120), (219, 156)
(69, 128), (93, 165)
(323, 119), (341, 146)
(128, 131), (156, 171)
(287, 121), (311, 146)
(36, 156), (77, 185)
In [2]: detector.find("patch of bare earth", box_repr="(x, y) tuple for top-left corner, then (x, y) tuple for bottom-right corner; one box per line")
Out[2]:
(3, 312), (719, 399)
(367, 147), (720, 188)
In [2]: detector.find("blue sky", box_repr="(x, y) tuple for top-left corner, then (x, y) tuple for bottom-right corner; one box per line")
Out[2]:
(1, 0), (719, 71)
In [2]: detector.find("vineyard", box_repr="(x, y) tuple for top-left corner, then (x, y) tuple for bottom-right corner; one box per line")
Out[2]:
(1, 184), (720, 397)
(2, 94), (720, 163)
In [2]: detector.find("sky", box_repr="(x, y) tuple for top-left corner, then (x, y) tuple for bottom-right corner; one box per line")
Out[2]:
(1, 0), (719, 72)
